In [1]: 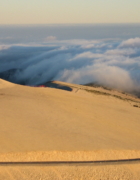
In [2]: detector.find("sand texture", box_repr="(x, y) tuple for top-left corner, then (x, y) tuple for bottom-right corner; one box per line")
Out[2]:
(0, 78), (140, 179)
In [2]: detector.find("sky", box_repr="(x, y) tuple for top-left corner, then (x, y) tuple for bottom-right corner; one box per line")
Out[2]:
(0, 0), (140, 24)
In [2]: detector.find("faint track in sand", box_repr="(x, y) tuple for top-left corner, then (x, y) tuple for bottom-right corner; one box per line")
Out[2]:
(75, 88), (80, 93)
(0, 159), (140, 166)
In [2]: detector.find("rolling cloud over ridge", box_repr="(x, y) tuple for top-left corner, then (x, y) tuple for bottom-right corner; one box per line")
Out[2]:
(0, 38), (140, 95)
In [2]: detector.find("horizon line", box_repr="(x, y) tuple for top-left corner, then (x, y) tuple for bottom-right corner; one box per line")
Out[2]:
(0, 23), (140, 26)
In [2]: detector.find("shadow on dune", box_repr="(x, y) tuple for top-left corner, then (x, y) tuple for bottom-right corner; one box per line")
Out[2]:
(43, 81), (72, 92)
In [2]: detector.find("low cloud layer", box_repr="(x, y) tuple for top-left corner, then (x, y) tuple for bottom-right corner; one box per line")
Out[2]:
(0, 37), (140, 95)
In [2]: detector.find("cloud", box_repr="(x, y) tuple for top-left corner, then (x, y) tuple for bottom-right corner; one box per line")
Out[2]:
(0, 45), (11, 51)
(119, 37), (140, 48)
(0, 38), (140, 95)
(45, 36), (57, 41)
(105, 48), (136, 56)
(58, 65), (136, 92)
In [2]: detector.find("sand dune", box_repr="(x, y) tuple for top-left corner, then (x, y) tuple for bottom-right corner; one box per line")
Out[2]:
(0, 78), (140, 179)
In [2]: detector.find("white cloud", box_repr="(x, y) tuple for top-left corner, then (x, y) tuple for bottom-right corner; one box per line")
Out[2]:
(105, 48), (136, 56)
(0, 37), (140, 94)
(45, 36), (57, 41)
(58, 65), (137, 92)
(119, 37), (140, 48)
(81, 44), (95, 49)
(0, 45), (11, 51)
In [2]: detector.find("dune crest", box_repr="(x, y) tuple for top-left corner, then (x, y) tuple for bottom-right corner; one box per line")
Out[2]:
(0, 79), (15, 89)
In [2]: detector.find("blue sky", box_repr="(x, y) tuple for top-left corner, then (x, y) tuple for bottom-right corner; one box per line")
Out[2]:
(0, 0), (140, 24)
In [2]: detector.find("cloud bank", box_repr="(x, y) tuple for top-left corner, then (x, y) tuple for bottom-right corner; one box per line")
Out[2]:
(0, 37), (140, 95)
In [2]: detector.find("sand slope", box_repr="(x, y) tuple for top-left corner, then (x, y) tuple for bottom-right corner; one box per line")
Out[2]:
(0, 79), (140, 179)
(0, 79), (140, 156)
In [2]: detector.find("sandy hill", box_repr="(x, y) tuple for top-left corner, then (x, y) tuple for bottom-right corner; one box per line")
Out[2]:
(0, 78), (140, 179)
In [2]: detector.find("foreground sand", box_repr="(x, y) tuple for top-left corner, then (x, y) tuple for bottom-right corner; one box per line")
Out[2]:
(0, 79), (140, 179)
(0, 163), (140, 180)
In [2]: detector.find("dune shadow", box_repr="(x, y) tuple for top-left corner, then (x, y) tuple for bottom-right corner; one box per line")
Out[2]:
(44, 81), (72, 92)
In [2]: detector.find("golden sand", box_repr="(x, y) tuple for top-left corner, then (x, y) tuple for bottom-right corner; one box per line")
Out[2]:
(0, 79), (140, 179)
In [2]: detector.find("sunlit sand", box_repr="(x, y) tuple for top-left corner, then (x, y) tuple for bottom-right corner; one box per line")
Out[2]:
(0, 78), (140, 179)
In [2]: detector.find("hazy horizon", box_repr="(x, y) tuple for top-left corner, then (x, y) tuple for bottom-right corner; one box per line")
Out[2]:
(1, 23), (140, 25)
(0, 23), (140, 43)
